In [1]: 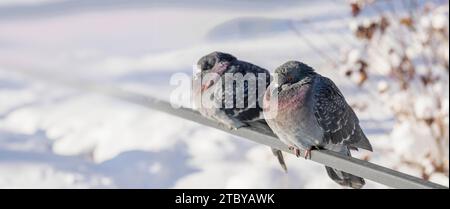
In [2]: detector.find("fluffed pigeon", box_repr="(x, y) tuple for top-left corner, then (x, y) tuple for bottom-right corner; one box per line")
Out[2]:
(263, 61), (373, 188)
(193, 51), (287, 172)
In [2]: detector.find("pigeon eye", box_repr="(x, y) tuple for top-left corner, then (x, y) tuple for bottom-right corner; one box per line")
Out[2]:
(287, 76), (293, 82)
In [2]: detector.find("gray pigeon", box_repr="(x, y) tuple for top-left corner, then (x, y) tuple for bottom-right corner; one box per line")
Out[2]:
(263, 61), (373, 188)
(193, 51), (287, 172)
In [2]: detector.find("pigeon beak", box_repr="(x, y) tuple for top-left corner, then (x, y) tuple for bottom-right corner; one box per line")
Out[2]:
(193, 72), (200, 81)
(195, 64), (202, 74)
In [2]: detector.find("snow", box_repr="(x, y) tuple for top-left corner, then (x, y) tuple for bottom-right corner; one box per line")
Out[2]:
(0, 0), (447, 188)
(0, 0), (63, 7)
(391, 121), (437, 162)
(414, 95), (439, 120)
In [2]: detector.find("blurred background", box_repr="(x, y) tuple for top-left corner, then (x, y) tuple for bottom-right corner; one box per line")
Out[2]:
(0, 0), (448, 188)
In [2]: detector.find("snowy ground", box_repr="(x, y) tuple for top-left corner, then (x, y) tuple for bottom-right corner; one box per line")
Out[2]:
(0, 0), (448, 188)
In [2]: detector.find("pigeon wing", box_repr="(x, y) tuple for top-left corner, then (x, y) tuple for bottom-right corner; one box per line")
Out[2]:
(312, 76), (372, 151)
(220, 61), (271, 121)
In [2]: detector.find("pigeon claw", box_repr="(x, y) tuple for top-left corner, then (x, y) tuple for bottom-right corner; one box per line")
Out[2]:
(222, 120), (248, 130)
(295, 148), (301, 158)
(304, 149), (312, 160)
(289, 146), (310, 159)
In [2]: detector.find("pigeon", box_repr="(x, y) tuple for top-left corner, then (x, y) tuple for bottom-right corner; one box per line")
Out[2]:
(193, 51), (287, 172)
(263, 61), (373, 188)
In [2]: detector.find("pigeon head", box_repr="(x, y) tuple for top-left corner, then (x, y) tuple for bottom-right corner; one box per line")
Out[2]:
(195, 52), (237, 94)
(274, 61), (315, 86)
(197, 51), (237, 73)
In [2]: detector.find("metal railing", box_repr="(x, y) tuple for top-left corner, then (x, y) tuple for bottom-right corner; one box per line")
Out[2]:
(7, 69), (449, 189)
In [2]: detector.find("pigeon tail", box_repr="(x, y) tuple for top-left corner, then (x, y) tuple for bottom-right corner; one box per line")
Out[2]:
(271, 148), (287, 173)
(352, 129), (373, 151)
(324, 145), (365, 189)
(325, 166), (365, 189)
(256, 120), (288, 173)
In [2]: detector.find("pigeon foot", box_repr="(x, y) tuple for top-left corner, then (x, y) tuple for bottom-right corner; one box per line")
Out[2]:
(304, 149), (311, 160)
